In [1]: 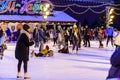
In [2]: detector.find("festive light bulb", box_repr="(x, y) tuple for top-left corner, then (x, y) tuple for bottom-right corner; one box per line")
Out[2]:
(109, 19), (112, 22)
(43, 15), (48, 19)
(110, 15), (114, 19)
(110, 8), (114, 12)
(45, 3), (50, 8)
(45, 11), (50, 15)
(43, 7), (48, 12)
(109, 11), (112, 14)
(109, 8), (114, 14)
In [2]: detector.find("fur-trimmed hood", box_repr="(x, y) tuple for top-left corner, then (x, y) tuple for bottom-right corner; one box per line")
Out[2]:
(20, 29), (30, 39)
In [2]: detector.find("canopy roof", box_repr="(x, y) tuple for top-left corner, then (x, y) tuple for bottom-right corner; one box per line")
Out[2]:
(0, 11), (77, 23)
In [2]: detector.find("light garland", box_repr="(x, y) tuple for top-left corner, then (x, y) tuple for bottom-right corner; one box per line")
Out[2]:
(114, 12), (120, 15)
(114, 7), (120, 10)
(89, 8), (106, 14)
(74, 3), (110, 8)
(55, 3), (120, 8)
(54, 3), (120, 15)
(61, 7), (69, 12)
(54, 3), (111, 8)
(68, 7), (90, 14)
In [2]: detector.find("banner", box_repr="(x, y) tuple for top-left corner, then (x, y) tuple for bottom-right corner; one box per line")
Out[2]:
(0, 0), (53, 15)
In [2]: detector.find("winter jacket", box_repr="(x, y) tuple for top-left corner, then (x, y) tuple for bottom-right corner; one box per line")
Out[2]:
(41, 48), (49, 55)
(6, 28), (11, 37)
(98, 32), (103, 41)
(38, 29), (46, 42)
(106, 27), (114, 36)
(33, 28), (39, 41)
(84, 28), (90, 39)
(0, 30), (3, 38)
(0, 36), (5, 46)
(111, 46), (120, 67)
(15, 30), (34, 61)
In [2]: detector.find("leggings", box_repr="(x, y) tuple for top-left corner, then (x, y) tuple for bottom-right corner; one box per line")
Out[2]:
(18, 60), (28, 73)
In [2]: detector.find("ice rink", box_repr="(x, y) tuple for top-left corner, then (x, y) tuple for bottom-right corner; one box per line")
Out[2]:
(0, 41), (115, 80)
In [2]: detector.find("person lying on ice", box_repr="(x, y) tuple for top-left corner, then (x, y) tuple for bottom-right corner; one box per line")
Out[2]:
(31, 45), (53, 57)
(58, 45), (69, 54)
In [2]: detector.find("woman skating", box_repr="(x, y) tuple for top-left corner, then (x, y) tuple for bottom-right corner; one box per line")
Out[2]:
(15, 24), (34, 79)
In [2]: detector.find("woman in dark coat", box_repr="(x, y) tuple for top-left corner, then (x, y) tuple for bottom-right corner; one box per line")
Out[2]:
(15, 24), (34, 79)
(106, 33), (120, 79)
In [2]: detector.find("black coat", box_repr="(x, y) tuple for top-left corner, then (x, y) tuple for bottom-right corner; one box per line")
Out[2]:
(0, 30), (3, 38)
(15, 33), (34, 61)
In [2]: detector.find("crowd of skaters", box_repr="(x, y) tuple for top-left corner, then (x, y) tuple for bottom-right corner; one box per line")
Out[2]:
(0, 23), (120, 79)
(33, 24), (119, 54)
(0, 23), (119, 55)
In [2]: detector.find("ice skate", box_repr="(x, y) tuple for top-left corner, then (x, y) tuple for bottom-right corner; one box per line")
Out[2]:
(72, 50), (74, 54)
(24, 73), (31, 80)
(31, 51), (35, 57)
(76, 51), (78, 54)
(24, 77), (31, 80)
(99, 46), (104, 48)
(0, 53), (3, 60)
(0, 56), (2, 60)
(16, 72), (23, 80)
(17, 76), (23, 79)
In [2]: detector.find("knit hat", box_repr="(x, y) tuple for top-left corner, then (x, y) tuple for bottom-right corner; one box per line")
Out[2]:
(46, 45), (49, 50)
(23, 24), (30, 32)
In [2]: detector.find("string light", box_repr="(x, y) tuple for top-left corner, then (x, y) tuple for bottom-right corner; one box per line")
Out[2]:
(110, 8), (114, 12)
(41, 2), (51, 22)
(110, 15), (114, 19)
(53, 3), (120, 15)
(43, 15), (48, 19)
(68, 7), (90, 14)
(54, 3), (111, 8)
(45, 3), (50, 8)
(90, 8), (106, 14)
(45, 11), (50, 15)
(109, 18), (112, 22)
(43, 7), (48, 12)
(114, 12), (120, 15)
(54, 3), (120, 8)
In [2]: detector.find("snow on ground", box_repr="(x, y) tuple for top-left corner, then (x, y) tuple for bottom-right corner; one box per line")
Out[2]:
(0, 40), (116, 80)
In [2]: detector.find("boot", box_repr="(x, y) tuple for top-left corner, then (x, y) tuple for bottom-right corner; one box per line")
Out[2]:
(17, 72), (22, 78)
(76, 51), (78, 54)
(72, 50), (74, 54)
(31, 51), (35, 57)
(24, 73), (31, 79)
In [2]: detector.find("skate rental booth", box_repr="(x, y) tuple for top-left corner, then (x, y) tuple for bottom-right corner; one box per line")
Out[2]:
(0, 0), (77, 31)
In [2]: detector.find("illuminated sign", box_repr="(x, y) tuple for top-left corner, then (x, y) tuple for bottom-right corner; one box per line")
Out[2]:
(0, 0), (53, 15)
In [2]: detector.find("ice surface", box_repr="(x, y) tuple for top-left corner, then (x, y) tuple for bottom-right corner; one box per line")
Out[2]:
(0, 41), (116, 80)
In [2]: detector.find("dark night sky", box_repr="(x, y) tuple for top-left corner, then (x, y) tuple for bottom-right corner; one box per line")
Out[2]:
(51, 0), (106, 28)
(51, 0), (120, 29)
